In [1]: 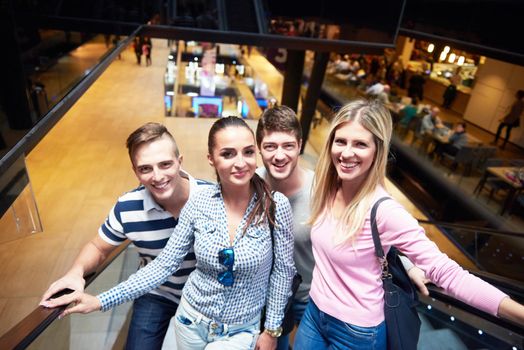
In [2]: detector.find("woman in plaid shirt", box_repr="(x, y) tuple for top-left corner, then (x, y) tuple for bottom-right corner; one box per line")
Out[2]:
(43, 117), (296, 350)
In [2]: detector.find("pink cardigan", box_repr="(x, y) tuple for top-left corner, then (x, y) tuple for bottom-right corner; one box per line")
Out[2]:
(309, 186), (508, 327)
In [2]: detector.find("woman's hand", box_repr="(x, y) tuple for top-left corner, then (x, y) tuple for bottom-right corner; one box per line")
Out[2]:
(40, 291), (102, 318)
(407, 266), (431, 296)
(498, 297), (524, 325)
(255, 331), (277, 350)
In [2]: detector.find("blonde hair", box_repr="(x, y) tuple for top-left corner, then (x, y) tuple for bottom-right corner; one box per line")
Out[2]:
(309, 99), (392, 244)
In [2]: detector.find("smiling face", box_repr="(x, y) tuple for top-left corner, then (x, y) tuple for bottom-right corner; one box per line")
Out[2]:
(208, 126), (257, 190)
(331, 120), (376, 189)
(259, 131), (301, 181)
(132, 135), (183, 206)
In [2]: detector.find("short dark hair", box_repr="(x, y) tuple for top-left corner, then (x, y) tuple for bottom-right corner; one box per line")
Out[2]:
(256, 106), (302, 147)
(126, 122), (179, 162)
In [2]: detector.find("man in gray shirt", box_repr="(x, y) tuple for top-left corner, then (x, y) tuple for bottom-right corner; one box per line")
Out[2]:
(255, 105), (313, 350)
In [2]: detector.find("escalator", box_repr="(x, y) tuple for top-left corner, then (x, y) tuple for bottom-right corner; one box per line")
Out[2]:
(221, 0), (261, 33)
(409, 221), (524, 349)
(1, 221), (523, 349)
(417, 287), (524, 349)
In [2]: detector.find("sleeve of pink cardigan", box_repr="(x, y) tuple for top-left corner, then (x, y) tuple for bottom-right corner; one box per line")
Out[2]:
(376, 199), (508, 317)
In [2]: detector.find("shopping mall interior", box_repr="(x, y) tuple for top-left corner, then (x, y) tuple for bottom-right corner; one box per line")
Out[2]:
(1, 1), (524, 349)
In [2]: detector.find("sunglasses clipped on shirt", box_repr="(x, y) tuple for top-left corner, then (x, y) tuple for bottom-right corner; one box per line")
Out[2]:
(218, 247), (235, 286)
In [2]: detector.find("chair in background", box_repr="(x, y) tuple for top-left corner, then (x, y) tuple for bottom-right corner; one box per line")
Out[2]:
(510, 159), (524, 167)
(417, 133), (435, 155)
(510, 193), (524, 217)
(441, 146), (480, 181)
(475, 146), (497, 174)
(473, 158), (512, 204)
(410, 118), (435, 154)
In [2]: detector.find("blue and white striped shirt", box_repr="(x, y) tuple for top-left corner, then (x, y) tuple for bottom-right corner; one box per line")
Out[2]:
(98, 170), (210, 304)
(98, 184), (296, 330)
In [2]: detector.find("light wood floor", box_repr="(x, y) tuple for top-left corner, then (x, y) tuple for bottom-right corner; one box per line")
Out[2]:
(0, 40), (474, 340)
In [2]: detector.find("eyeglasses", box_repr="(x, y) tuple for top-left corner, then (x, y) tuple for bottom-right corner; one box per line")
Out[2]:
(218, 247), (234, 287)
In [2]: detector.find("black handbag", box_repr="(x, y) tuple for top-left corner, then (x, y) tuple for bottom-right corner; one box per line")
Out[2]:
(260, 198), (302, 336)
(370, 197), (421, 350)
(260, 273), (302, 335)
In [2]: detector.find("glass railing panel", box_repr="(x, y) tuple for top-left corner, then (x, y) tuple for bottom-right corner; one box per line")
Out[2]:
(418, 293), (524, 350)
(27, 32), (124, 118)
(1, 32), (126, 162)
(0, 155), (42, 244)
(420, 221), (524, 283)
(26, 244), (138, 350)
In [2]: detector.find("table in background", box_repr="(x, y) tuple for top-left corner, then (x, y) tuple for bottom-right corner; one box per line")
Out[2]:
(474, 167), (523, 215)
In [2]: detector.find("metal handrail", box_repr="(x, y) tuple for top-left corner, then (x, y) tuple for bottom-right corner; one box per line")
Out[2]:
(416, 218), (524, 239)
(0, 242), (130, 350)
(0, 27), (140, 177)
(420, 286), (524, 348)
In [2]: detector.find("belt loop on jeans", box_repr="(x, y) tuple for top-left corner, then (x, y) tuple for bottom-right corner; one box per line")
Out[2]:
(181, 297), (205, 325)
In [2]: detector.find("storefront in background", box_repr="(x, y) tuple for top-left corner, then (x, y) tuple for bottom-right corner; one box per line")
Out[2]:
(401, 36), (482, 114)
(163, 41), (275, 119)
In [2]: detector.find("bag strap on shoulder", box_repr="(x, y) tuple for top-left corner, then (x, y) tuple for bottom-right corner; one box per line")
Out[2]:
(370, 197), (392, 278)
(268, 192), (277, 270)
(268, 191), (275, 240)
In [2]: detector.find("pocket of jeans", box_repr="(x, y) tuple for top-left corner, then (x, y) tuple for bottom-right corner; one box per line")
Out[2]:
(176, 314), (193, 326)
(175, 307), (196, 327)
(342, 322), (376, 338)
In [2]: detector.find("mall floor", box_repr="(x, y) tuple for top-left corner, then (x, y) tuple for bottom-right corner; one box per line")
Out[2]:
(0, 39), (520, 348)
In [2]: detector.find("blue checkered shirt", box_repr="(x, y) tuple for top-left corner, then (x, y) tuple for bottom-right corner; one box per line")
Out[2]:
(98, 184), (296, 330)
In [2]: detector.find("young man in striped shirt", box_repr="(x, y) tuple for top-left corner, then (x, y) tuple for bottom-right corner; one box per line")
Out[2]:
(40, 122), (209, 349)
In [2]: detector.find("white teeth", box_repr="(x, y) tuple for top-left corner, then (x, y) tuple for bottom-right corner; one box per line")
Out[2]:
(153, 182), (168, 189)
(340, 162), (358, 169)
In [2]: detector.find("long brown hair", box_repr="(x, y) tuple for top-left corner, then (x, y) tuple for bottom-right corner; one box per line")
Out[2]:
(208, 117), (275, 233)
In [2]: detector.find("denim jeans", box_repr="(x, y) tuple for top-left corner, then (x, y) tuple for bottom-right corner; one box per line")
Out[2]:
(293, 300), (386, 350)
(276, 299), (308, 350)
(125, 293), (179, 350)
(174, 297), (260, 349)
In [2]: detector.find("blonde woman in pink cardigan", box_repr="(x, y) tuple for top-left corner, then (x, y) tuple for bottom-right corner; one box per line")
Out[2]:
(294, 99), (524, 349)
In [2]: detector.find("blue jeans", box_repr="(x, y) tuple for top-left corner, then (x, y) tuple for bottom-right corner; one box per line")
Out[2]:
(276, 299), (308, 350)
(293, 300), (386, 350)
(174, 297), (260, 349)
(125, 293), (179, 350)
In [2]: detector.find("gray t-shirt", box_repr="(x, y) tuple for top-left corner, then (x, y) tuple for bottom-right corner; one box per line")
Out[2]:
(257, 167), (315, 303)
